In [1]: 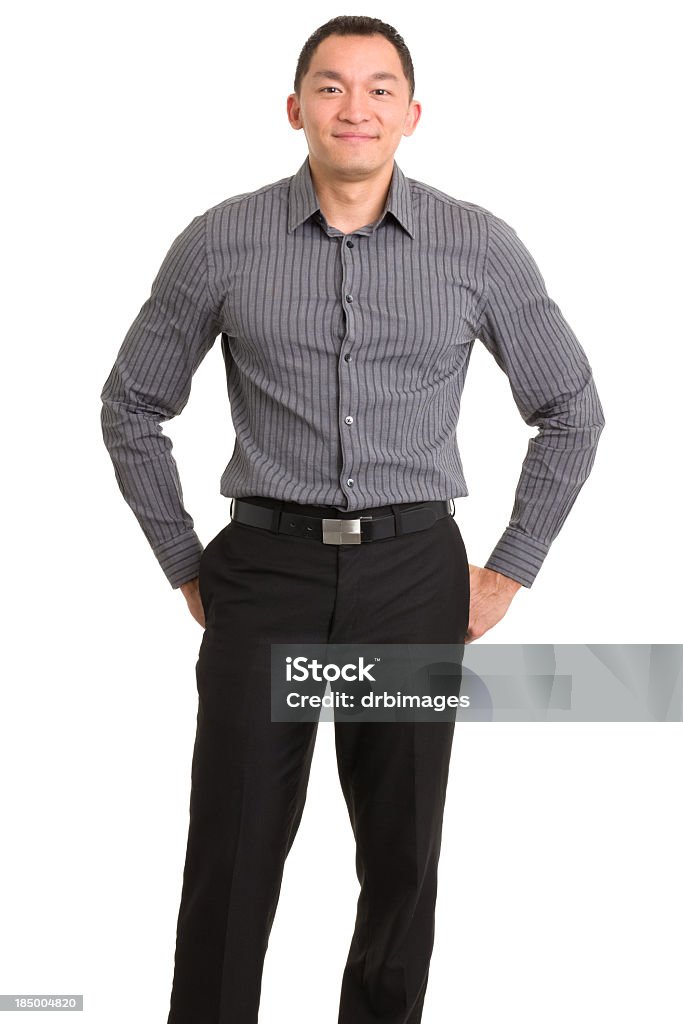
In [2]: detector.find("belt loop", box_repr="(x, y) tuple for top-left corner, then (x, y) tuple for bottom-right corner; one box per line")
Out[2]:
(390, 503), (404, 537)
(270, 498), (284, 533)
(230, 498), (234, 519)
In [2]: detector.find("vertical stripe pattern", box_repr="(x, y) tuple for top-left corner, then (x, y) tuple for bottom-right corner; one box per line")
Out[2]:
(100, 156), (605, 588)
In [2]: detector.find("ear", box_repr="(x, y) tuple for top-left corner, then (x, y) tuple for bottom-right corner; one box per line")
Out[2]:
(403, 100), (422, 138)
(286, 93), (303, 130)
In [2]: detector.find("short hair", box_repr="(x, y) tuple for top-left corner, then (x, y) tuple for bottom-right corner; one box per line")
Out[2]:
(294, 16), (415, 103)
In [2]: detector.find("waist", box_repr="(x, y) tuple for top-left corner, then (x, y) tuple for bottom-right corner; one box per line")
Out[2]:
(234, 494), (451, 520)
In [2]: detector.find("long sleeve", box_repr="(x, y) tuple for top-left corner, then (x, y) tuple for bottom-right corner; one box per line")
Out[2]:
(476, 213), (606, 587)
(100, 211), (222, 588)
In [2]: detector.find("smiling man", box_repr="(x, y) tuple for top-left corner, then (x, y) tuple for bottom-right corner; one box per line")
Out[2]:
(100, 14), (605, 1024)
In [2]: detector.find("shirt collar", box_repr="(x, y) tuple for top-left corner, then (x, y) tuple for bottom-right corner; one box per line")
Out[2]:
(287, 154), (415, 239)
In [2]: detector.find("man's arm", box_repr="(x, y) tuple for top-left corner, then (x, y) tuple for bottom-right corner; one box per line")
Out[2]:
(100, 210), (222, 589)
(475, 212), (606, 589)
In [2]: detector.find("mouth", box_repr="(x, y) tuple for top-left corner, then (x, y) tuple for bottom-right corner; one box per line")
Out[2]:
(333, 134), (377, 141)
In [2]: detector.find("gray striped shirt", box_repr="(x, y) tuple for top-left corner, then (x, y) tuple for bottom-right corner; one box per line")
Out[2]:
(100, 155), (605, 589)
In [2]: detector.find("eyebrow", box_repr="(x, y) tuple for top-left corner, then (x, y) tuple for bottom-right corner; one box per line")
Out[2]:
(311, 70), (400, 84)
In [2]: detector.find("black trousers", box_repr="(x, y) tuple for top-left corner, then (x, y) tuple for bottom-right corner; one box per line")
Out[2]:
(167, 497), (470, 1024)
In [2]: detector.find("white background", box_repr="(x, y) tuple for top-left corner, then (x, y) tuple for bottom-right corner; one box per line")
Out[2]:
(2, 1), (682, 1021)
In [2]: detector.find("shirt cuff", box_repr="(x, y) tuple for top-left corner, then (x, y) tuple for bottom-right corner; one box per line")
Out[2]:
(484, 527), (551, 588)
(152, 529), (204, 589)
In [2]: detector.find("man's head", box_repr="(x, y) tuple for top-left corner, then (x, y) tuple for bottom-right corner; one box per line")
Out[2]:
(287, 16), (420, 179)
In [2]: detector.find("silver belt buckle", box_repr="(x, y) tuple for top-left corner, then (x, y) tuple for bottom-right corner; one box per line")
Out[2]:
(322, 515), (372, 544)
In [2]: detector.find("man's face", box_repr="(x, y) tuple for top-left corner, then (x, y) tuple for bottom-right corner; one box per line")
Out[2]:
(287, 33), (421, 176)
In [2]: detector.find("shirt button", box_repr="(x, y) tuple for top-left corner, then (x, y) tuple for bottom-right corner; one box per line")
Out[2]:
(344, 415), (353, 424)
(346, 240), (354, 248)
(344, 353), (352, 362)
(346, 294), (353, 302)
(347, 478), (354, 487)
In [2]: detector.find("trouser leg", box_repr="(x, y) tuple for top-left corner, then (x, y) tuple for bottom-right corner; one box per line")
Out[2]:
(333, 513), (470, 1024)
(166, 504), (469, 1024)
(167, 517), (337, 1024)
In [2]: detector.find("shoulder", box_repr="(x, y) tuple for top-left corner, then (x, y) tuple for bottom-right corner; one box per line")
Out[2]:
(203, 173), (291, 220)
(407, 175), (523, 242)
(406, 174), (524, 258)
(407, 174), (495, 221)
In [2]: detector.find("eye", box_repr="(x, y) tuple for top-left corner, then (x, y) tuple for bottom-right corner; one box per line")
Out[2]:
(318, 87), (391, 95)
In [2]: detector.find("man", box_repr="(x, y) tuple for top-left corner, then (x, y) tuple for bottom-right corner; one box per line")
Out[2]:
(100, 15), (604, 1024)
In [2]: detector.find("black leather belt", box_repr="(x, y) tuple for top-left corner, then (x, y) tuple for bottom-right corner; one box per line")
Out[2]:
(230, 498), (454, 544)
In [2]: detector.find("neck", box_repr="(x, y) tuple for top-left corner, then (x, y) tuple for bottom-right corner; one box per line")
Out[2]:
(308, 154), (394, 232)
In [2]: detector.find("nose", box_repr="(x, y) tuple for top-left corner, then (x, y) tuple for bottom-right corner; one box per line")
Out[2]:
(337, 89), (372, 124)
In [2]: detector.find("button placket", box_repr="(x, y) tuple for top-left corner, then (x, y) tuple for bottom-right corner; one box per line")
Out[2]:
(339, 234), (359, 503)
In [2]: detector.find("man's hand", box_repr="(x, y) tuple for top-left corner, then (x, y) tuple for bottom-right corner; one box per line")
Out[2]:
(180, 577), (206, 628)
(465, 565), (523, 643)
